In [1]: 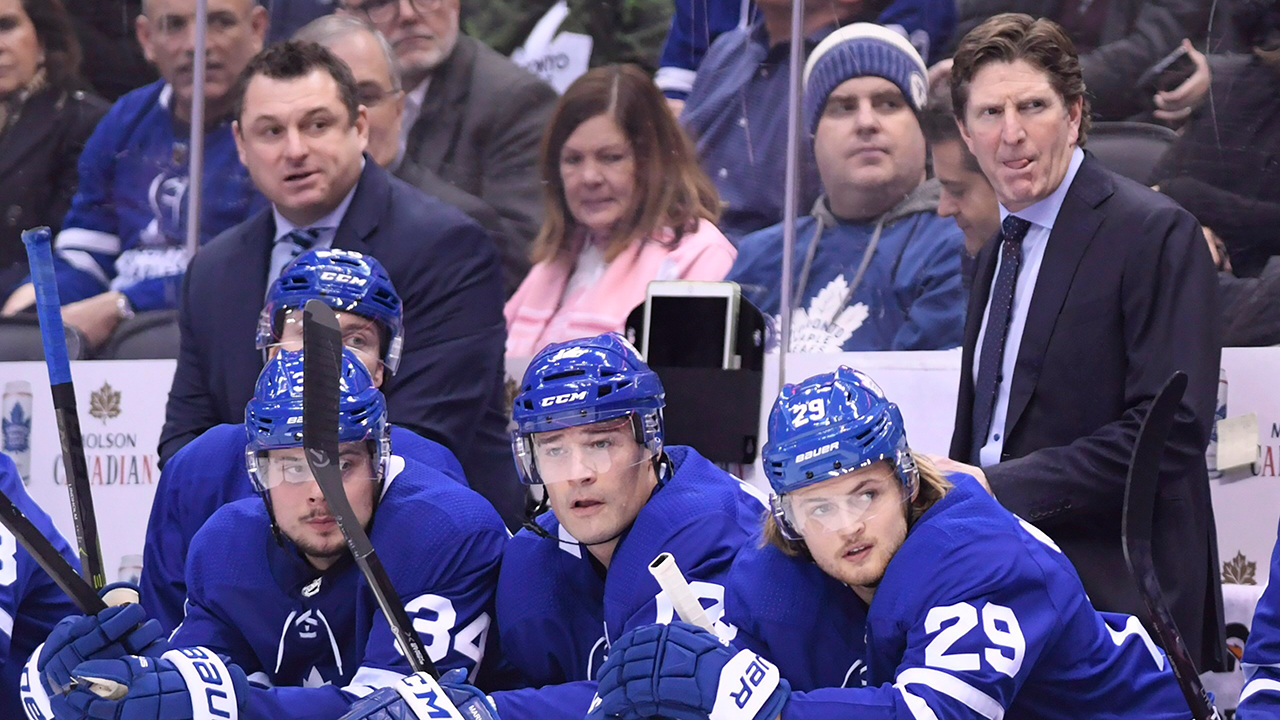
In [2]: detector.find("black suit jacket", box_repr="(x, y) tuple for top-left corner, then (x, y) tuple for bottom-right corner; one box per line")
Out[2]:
(159, 160), (524, 526)
(949, 154), (1226, 671)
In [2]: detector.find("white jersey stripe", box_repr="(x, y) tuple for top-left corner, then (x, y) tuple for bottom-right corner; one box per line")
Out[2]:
(896, 667), (1006, 720)
(899, 687), (941, 720)
(344, 665), (408, 698)
(1241, 678), (1280, 704)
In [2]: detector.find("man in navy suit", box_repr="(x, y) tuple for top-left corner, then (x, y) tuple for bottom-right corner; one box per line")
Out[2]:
(939, 14), (1226, 671)
(160, 40), (522, 526)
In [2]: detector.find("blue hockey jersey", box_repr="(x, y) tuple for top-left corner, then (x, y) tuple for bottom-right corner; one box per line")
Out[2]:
(170, 455), (505, 720)
(778, 476), (1192, 720)
(490, 445), (769, 720)
(45, 80), (264, 310)
(722, 541), (869, 691)
(1238, 515), (1280, 716)
(0, 454), (79, 720)
(140, 423), (467, 634)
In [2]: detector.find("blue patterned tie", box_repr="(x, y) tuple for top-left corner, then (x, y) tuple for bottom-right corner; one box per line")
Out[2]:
(268, 228), (323, 291)
(970, 215), (1033, 463)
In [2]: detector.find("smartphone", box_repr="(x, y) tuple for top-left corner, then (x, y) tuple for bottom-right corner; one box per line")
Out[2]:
(642, 281), (740, 370)
(1138, 45), (1198, 94)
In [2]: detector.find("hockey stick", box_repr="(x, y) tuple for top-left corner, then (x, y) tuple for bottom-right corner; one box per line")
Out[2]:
(21, 227), (107, 591)
(301, 300), (440, 678)
(649, 553), (716, 633)
(1121, 371), (1220, 720)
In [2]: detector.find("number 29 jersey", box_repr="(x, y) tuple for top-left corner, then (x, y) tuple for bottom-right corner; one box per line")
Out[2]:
(784, 475), (1192, 720)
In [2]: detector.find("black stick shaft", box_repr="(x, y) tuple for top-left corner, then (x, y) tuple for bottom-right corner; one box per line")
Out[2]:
(50, 384), (106, 590)
(0, 492), (104, 614)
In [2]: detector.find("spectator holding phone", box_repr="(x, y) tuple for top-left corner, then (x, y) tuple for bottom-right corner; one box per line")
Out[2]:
(504, 64), (735, 358)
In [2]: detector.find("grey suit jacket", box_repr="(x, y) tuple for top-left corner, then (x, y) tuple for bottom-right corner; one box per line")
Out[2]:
(398, 35), (558, 295)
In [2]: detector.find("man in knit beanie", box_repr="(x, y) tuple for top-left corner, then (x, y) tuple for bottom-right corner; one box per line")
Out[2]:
(727, 23), (967, 353)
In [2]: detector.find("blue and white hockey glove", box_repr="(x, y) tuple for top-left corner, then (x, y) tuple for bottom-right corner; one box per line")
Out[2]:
(38, 601), (170, 694)
(58, 647), (249, 720)
(588, 622), (790, 720)
(340, 668), (501, 720)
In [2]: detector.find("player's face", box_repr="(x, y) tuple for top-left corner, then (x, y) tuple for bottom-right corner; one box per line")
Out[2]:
(273, 308), (385, 386)
(789, 461), (909, 602)
(537, 417), (657, 566)
(814, 77), (927, 218)
(959, 59), (1081, 212)
(234, 69), (370, 227)
(559, 114), (637, 236)
(136, 0), (266, 121)
(266, 443), (377, 570)
(932, 138), (1001, 254)
(324, 30), (405, 168)
(0, 0), (41, 98)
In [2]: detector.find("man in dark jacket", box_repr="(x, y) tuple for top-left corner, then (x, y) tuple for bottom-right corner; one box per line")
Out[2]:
(159, 40), (523, 527)
(340, 0), (557, 295)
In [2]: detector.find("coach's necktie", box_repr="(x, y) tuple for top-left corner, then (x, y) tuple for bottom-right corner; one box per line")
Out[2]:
(970, 215), (1033, 463)
(268, 227), (323, 293)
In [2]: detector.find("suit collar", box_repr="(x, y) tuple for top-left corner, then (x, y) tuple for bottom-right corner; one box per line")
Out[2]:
(331, 157), (389, 254)
(1002, 153), (1114, 435)
(407, 35), (475, 168)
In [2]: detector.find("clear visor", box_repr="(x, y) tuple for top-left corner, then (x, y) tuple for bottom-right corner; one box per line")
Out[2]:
(779, 469), (907, 536)
(247, 440), (379, 491)
(257, 306), (392, 377)
(519, 415), (656, 485)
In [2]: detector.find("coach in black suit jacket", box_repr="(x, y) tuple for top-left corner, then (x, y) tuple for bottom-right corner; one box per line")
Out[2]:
(942, 15), (1225, 670)
(160, 41), (522, 526)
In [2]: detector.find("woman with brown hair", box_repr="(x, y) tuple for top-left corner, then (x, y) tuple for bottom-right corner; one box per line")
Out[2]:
(504, 63), (735, 357)
(0, 0), (106, 291)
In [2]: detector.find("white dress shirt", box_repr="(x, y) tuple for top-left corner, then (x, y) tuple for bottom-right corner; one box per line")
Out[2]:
(394, 78), (432, 170)
(973, 146), (1085, 467)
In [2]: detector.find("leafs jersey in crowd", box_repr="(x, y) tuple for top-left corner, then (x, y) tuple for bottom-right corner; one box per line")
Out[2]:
(1239, 515), (1280, 715)
(722, 540), (869, 691)
(0, 454), (79, 720)
(42, 80), (265, 310)
(778, 475), (1191, 720)
(139, 423), (468, 633)
(169, 455), (505, 720)
(491, 445), (768, 720)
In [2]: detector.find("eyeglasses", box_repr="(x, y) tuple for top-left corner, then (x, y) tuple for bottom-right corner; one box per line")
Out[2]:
(348, 0), (445, 25)
(356, 82), (400, 107)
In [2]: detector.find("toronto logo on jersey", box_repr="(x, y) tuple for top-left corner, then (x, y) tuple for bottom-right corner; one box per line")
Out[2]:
(275, 608), (345, 687)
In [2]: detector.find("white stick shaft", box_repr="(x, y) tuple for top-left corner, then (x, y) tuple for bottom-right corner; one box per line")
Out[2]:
(649, 552), (715, 633)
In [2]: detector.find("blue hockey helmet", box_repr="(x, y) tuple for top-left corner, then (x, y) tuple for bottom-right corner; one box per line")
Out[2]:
(762, 367), (919, 539)
(244, 347), (392, 493)
(257, 248), (405, 375)
(511, 333), (665, 485)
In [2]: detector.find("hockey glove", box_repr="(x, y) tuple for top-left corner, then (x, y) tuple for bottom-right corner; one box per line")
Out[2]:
(589, 622), (790, 720)
(339, 668), (501, 720)
(39, 601), (170, 695)
(58, 647), (249, 720)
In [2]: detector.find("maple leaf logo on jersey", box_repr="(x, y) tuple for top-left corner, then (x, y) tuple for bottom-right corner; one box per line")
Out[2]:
(89, 382), (122, 424)
(1222, 551), (1257, 585)
(785, 275), (869, 353)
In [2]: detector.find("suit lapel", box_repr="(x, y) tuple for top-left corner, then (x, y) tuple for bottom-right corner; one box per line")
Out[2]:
(0, 89), (62, 180)
(1003, 155), (1114, 436)
(331, 160), (387, 255)
(407, 36), (474, 171)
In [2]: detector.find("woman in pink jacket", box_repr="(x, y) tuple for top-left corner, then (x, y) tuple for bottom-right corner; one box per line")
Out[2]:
(504, 64), (736, 357)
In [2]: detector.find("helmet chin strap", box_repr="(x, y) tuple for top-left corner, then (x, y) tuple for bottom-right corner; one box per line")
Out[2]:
(522, 453), (671, 549)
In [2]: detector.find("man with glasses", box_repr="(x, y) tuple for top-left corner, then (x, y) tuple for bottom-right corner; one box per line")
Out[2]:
(0, 0), (268, 355)
(340, 0), (557, 295)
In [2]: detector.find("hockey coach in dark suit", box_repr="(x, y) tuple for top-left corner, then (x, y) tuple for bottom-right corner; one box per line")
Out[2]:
(160, 40), (522, 526)
(940, 14), (1226, 670)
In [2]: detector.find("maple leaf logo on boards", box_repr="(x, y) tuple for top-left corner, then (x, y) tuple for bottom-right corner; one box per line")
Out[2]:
(2, 402), (30, 453)
(1222, 551), (1257, 585)
(88, 382), (122, 424)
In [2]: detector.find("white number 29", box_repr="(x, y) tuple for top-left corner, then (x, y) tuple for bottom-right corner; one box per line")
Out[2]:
(790, 399), (827, 428)
(924, 602), (1025, 678)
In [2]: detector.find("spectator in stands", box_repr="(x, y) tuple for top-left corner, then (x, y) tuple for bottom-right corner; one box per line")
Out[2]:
(161, 40), (522, 526)
(294, 15), (403, 168)
(681, 0), (891, 241)
(0, 0), (107, 292)
(0, 0), (268, 355)
(1153, 0), (1280, 279)
(919, 89), (1000, 288)
(658, 0), (957, 111)
(339, 0), (557, 295)
(266, 0), (338, 43)
(937, 0), (1210, 120)
(728, 25), (966, 353)
(504, 64), (734, 357)
(61, 0), (155, 100)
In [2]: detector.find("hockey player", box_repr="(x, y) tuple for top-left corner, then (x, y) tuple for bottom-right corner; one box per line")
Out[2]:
(1238, 516), (1280, 715)
(472, 333), (768, 720)
(0, 454), (80, 719)
(589, 367), (1197, 720)
(140, 248), (467, 634)
(29, 349), (506, 720)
